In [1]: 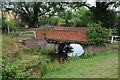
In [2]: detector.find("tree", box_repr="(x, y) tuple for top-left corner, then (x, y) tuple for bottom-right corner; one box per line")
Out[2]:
(84, 1), (119, 28)
(3, 2), (86, 27)
(3, 2), (65, 28)
(3, 2), (85, 28)
(86, 22), (110, 46)
(73, 7), (90, 27)
(58, 10), (73, 25)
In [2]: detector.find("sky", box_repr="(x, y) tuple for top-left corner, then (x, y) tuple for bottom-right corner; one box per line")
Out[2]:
(86, 0), (96, 6)
(86, 0), (119, 11)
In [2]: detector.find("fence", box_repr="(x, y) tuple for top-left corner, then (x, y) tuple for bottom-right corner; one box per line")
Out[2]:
(108, 35), (120, 43)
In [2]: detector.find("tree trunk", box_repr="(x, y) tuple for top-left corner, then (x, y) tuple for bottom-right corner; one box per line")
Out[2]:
(32, 2), (39, 28)
(65, 20), (68, 24)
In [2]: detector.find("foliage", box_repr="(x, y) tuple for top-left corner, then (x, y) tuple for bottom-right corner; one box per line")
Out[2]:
(84, 2), (118, 28)
(49, 17), (60, 26)
(73, 7), (90, 27)
(40, 60), (61, 77)
(81, 51), (94, 59)
(0, 17), (2, 29)
(5, 19), (16, 30)
(41, 63), (48, 77)
(44, 50), (118, 78)
(40, 25), (54, 30)
(58, 10), (73, 26)
(23, 56), (49, 69)
(1, 13), (8, 32)
(39, 16), (60, 26)
(24, 46), (56, 55)
(67, 56), (80, 62)
(67, 19), (76, 27)
(86, 22), (110, 46)
(2, 34), (18, 50)
(3, 2), (85, 28)
(2, 53), (30, 79)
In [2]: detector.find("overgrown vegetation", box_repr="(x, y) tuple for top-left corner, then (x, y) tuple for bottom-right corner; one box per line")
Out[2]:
(2, 53), (30, 79)
(2, 34), (54, 78)
(1, 1), (119, 78)
(44, 50), (118, 78)
(23, 46), (56, 55)
(2, 33), (119, 78)
(40, 60), (61, 77)
(86, 22), (110, 46)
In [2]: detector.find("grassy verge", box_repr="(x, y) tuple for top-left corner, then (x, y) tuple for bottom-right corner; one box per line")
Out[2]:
(107, 42), (119, 47)
(44, 50), (118, 78)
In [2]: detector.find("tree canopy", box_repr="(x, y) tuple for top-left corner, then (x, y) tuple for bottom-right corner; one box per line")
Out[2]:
(2, 2), (85, 28)
(84, 1), (120, 28)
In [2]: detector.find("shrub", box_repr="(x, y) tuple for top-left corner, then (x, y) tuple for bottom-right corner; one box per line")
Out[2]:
(86, 22), (110, 46)
(5, 19), (16, 30)
(40, 63), (48, 77)
(2, 56), (30, 79)
(60, 19), (76, 27)
(68, 19), (76, 27)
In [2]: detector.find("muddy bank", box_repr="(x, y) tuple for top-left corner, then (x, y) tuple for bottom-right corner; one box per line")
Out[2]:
(84, 45), (119, 54)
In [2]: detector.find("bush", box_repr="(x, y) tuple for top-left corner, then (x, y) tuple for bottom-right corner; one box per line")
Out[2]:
(2, 55), (30, 79)
(5, 19), (16, 30)
(86, 22), (110, 46)
(68, 19), (76, 27)
(60, 19), (76, 27)
(2, 63), (30, 79)
(40, 63), (48, 77)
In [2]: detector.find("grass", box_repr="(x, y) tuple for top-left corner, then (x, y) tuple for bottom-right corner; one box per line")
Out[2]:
(107, 42), (119, 47)
(2, 34), (119, 78)
(2, 34), (42, 66)
(44, 50), (118, 78)
(2, 34), (18, 50)
(1, 34), (50, 78)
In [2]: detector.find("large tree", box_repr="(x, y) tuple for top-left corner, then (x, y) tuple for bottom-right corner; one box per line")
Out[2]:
(3, 2), (85, 28)
(3, 2), (61, 28)
(84, 1), (120, 28)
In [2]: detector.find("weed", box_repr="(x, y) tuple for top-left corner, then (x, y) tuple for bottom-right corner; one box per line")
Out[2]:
(81, 51), (94, 59)
(40, 60), (61, 77)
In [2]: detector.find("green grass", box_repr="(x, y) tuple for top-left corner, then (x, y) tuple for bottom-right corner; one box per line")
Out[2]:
(107, 42), (119, 47)
(44, 50), (118, 78)
(2, 34), (18, 49)
(1, 34), (119, 78)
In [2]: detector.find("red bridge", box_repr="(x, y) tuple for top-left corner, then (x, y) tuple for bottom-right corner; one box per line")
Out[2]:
(35, 26), (88, 44)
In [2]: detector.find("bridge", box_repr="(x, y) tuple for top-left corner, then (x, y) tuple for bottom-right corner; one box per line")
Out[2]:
(35, 26), (88, 45)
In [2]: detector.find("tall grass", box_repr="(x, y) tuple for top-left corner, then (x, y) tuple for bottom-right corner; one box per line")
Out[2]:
(40, 60), (61, 77)
(44, 50), (118, 78)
